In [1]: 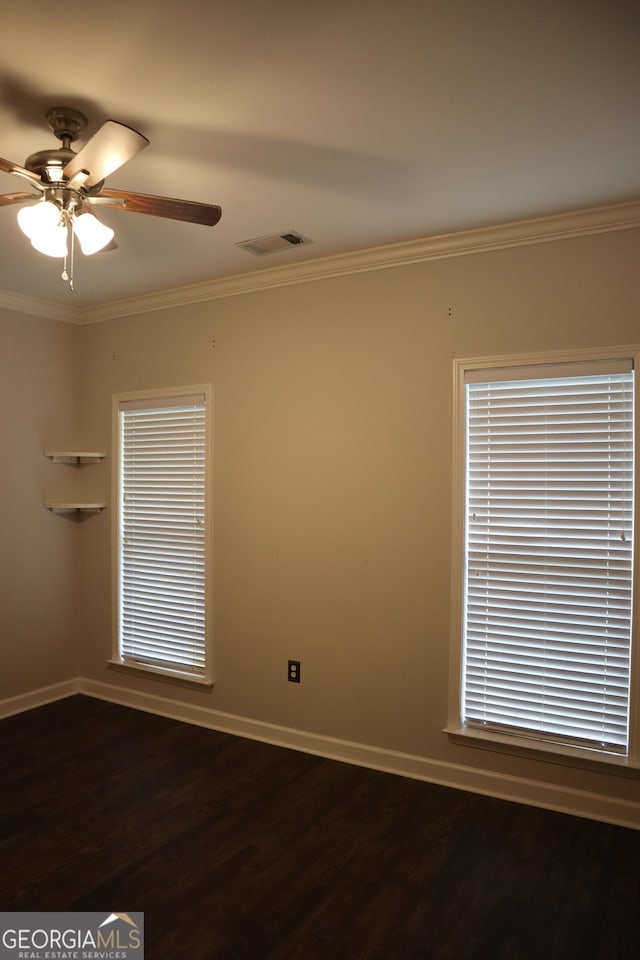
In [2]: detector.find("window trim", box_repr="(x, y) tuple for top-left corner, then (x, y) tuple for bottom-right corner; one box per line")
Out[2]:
(110, 384), (213, 687)
(447, 346), (640, 771)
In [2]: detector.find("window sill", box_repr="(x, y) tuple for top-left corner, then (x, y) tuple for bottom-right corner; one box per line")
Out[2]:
(107, 658), (213, 691)
(444, 725), (640, 779)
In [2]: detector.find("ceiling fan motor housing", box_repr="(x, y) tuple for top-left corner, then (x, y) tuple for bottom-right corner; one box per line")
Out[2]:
(22, 108), (89, 184)
(24, 147), (77, 184)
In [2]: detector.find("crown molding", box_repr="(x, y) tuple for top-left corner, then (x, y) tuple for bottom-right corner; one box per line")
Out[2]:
(0, 288), (82, 323)
(3, 200), (640, 325)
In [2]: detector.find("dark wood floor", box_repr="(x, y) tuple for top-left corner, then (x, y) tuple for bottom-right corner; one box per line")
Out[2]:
(1, 696), (639, 959)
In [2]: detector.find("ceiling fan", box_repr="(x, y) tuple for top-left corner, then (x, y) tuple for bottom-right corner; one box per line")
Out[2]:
(0, 107), (222, 289)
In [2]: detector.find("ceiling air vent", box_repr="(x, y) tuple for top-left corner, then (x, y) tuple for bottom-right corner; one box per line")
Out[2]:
(236, 231), (312, 256)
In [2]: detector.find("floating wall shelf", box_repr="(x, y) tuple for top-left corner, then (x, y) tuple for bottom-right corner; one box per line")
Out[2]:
(45, 451), (106, 464)
(44, 449), (107, 515)
(44, 501), (107, 513)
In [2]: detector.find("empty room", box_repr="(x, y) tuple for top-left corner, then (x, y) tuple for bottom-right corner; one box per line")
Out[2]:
(1, 2), (639, 958)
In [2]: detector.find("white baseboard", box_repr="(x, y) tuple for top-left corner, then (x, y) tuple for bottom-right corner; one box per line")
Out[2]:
(0, 678), (81, 719)
(78, 678), (640, 831)
(2, 677), (638, 829)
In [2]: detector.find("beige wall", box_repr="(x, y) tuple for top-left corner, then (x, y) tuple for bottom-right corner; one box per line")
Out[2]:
(0, 308), (79, 698)
(72, 226), (640, 808)
(1, 226), (638, 812)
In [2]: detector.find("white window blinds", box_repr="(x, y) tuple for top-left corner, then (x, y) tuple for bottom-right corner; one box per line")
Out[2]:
(462, 363), (634, 755)
(118, 393), (208, 678)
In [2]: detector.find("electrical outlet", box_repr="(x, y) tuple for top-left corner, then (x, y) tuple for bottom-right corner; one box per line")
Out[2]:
(288, 659), (301, 683)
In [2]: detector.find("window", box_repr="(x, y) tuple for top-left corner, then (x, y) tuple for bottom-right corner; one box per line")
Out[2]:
(449, 350), (639, 766)
(112, 386), (212, 684)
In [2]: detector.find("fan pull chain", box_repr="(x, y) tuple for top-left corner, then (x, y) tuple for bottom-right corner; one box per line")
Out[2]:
(61, 219), (74, 291)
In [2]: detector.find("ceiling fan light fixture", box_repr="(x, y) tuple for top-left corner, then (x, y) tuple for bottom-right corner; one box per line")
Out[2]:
(3, 107), (222, 290)
(73, 211), (114, 255)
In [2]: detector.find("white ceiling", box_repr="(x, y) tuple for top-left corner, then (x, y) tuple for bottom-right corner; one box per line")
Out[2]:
(0, 0), (638, 309)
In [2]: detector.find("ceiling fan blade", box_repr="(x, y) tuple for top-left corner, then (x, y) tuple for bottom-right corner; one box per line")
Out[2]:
(0, 190), (40, 207)
(63, 120), (149, 187)
(92, 188), (222, 226)
(0, 157), (44, 190)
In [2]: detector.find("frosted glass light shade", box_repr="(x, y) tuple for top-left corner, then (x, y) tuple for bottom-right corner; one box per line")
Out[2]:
(17, 201), (61, 238)
(73, 212), (114, 255)
(17, 204), (37, 238)
(17, 201), (68, 258)
(30, 227), (69, 258)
